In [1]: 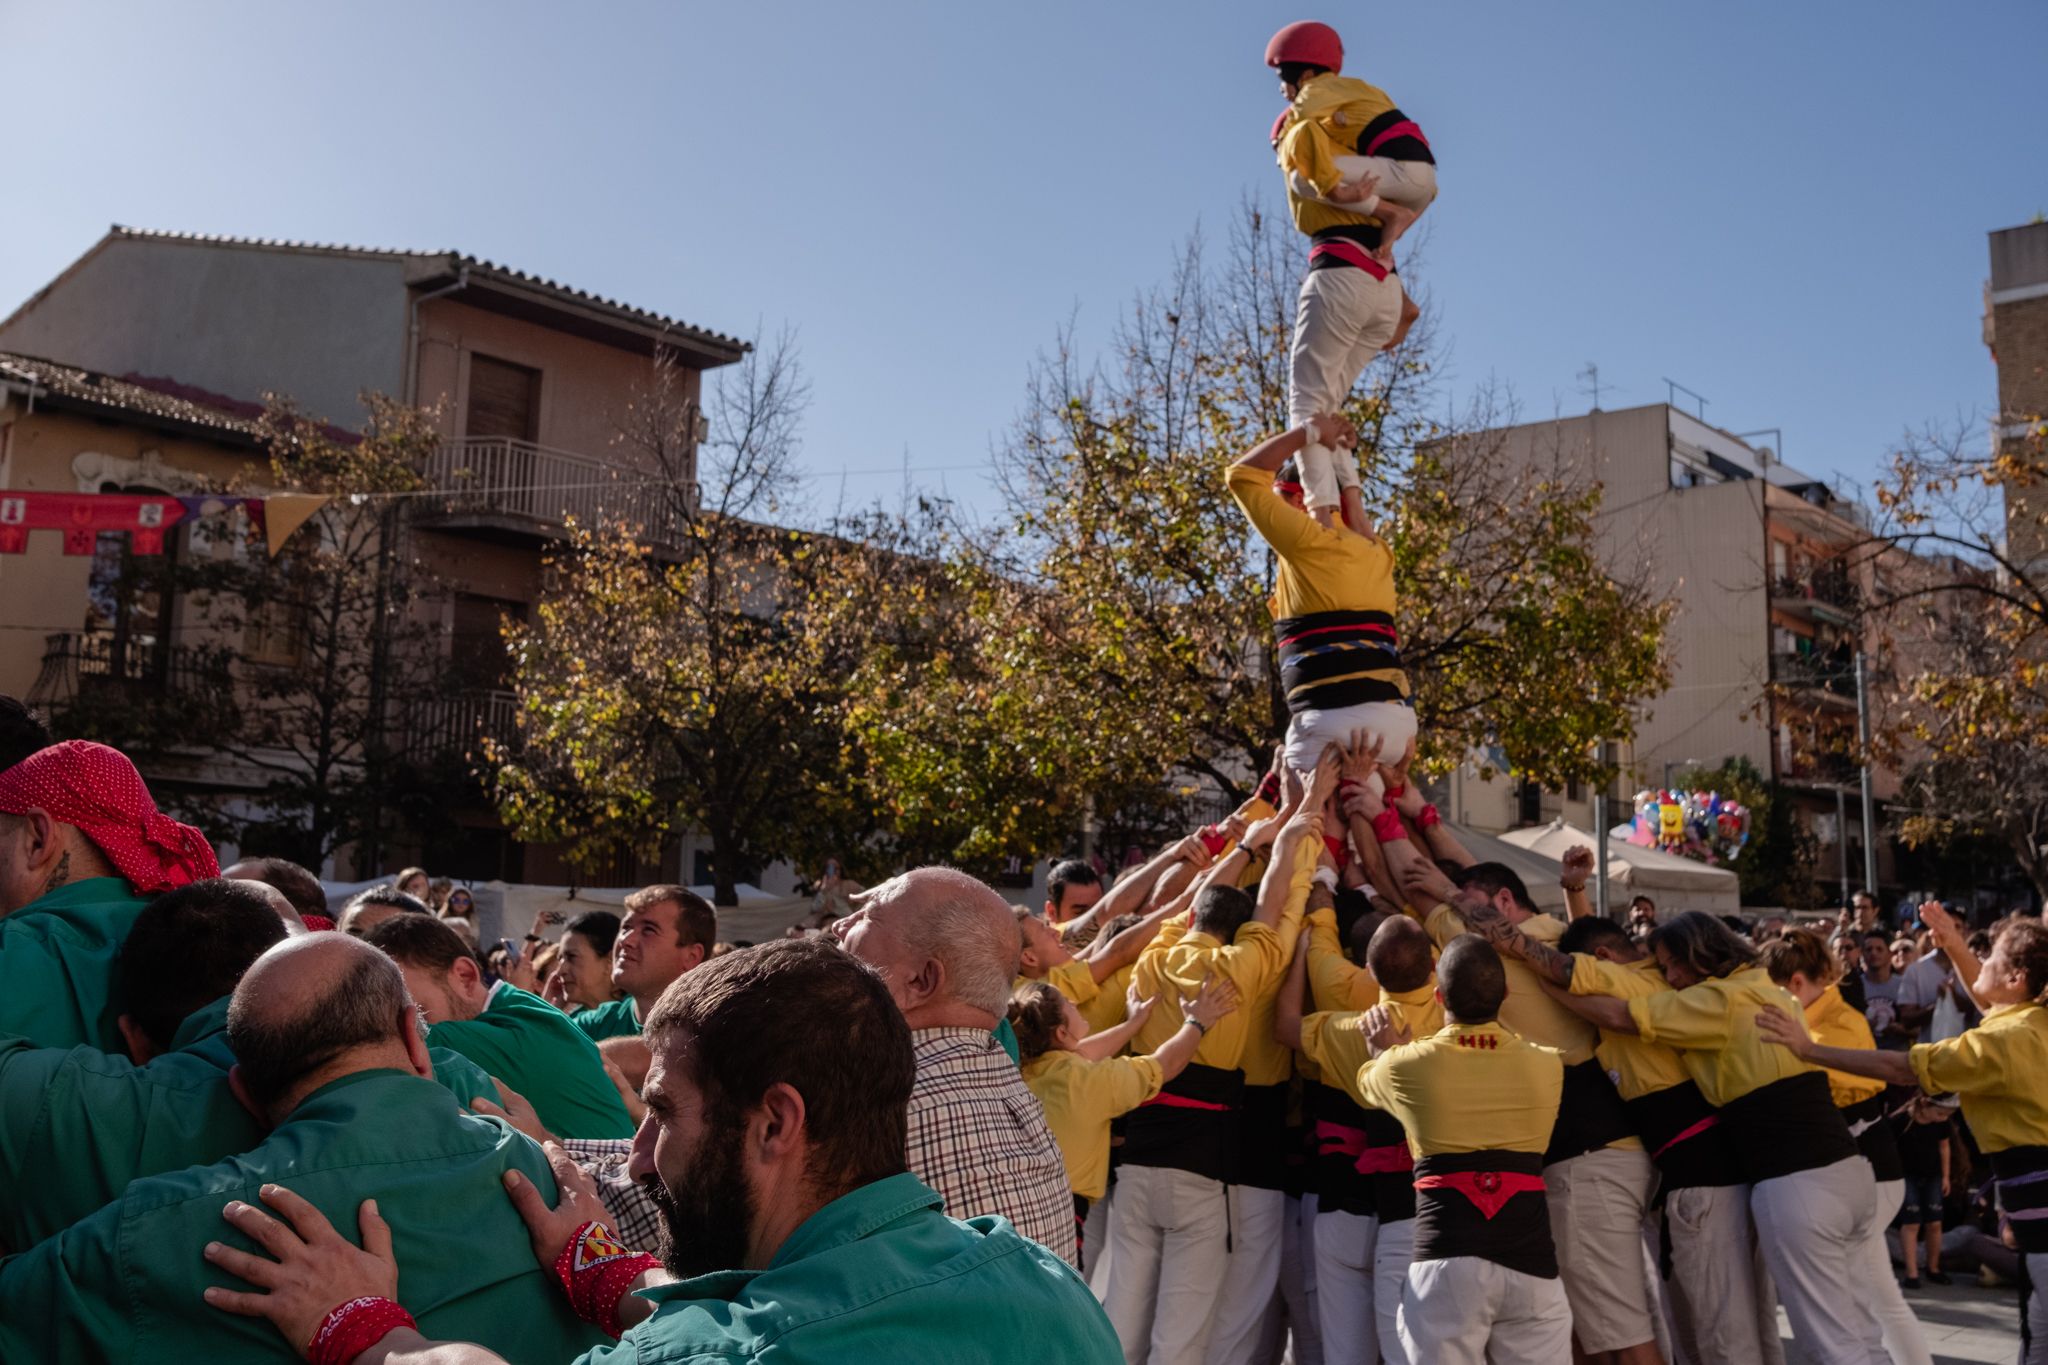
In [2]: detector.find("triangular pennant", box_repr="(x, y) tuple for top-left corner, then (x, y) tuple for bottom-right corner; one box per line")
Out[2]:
(262, 494), (330, 556)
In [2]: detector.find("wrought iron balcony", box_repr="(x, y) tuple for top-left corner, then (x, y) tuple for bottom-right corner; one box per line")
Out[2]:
(402, 688), (520, 764)
(29, 631), (233, 705)
(1769, 651), (1857, 702)
(418, 436), (694, 546)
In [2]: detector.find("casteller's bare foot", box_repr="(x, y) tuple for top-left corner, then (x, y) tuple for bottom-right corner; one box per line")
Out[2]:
(1381, 293), (1421, 352)
(1372, 199), (1418, 261)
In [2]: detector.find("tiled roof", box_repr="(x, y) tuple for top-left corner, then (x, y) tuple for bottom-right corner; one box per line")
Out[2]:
(0, 351), (268, 442)
(107, 225), (748, 358)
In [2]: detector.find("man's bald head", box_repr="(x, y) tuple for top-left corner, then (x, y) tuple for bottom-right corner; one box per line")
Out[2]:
(833, 867), (1020, 1022)
(1367, 916), (1434, 995)
(227, 933), (420, 1118)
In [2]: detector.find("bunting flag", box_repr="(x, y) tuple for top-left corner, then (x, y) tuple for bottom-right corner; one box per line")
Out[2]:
(0, 490), (328, 557)
(0, 492), (188, 556)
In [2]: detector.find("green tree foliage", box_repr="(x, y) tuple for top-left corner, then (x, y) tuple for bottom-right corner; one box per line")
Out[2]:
(872, 204), (1673, 864)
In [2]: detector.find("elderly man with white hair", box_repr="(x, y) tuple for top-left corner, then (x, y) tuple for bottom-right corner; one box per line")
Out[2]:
(555, 867), (1078, 1267)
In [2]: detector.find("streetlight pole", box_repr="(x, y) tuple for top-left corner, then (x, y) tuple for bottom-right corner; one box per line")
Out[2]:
(1855, 651), (1879, 900)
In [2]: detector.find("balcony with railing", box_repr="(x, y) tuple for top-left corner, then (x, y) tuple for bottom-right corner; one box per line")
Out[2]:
(1769, 650), (1856, 704)
(401, 688), (521, 765)
(1770, 565), (1861, 624)
(417, 437), (694, 547)
(29, 631), (234, 707)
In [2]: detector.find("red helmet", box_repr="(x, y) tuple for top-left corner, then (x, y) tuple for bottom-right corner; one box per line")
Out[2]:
(1265, 21), (1343, 73)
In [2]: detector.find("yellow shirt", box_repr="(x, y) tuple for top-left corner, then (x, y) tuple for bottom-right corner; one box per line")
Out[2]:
(1239, 903), (1308, 1087)
(1626, 966), (1818, 1107)
(1567, 955), (1692, 1101)
(1307, 906), (1379, 1013)
(1910, 1002), (2048, 1153)
(1803, 984), (1886, 1109)
(1225, 462), (1401, 626)
(1358, 1020), (1564, 1159)
(1299, 980), (1443, 1111)
(1274, 74), (1396, 236)
(1020, 1050), (1166, 1201)
(1082, 963), (1132, 1035)
(1426, 903), (1598, 1065)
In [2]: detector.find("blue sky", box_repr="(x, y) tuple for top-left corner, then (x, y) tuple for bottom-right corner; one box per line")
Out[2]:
(4, 0), (2043, 519)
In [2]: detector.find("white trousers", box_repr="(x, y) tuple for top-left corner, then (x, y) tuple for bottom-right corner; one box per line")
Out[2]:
(1252, 1192), (1325, 1365)
(1204, 1186), (1288, 1365)
(1864, 1179), (1933, 1365)
(1288, 265), (1405, 512)
(1283, 703), (1417, 774)
(2027, 1251), (2048, 1365)
(1371, 1218), (1414, 1365)
(1663, 1183), (1786, 1365)
(1083, 1186), (1112, 1285)
(1289, 157), (1441, 216)
(1313, 1209), (1380, 1365)
(1545, 1146), (1659, 1353)
(1749, 1156), (1889, 1365)
(1101, 1165), (1231, 1365)
(1397, 1256), (1573, 1365)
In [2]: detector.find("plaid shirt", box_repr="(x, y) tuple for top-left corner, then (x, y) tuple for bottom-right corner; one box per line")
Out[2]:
(564, 1026), (1077, 1268)
(907, 1027), (1077, 1266)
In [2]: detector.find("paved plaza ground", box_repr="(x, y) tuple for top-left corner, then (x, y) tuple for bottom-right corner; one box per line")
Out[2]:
(1778, 1275), (2024, 1363)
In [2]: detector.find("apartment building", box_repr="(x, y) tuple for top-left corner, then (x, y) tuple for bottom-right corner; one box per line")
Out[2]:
(1986, 219), (2048, 576)
(0, 226), (746, 881)
(1446, 402), (1952, 904)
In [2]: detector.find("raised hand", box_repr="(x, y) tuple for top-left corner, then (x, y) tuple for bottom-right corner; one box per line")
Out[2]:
(1308, 413), (1358, 449)
(1340, 731), (1385, 784)
(1559, 846), (1594, 892)
(1754, 1004), (1812, 1058)
(1304, 745), (1342, 811)
(202, 1187), (400, 1351)
(1184, 974), (1241, 1030)
(1364, 1003), (1412, 1054)
(1919, 901), (1963, 949)
(503, 1141), (619, 1269)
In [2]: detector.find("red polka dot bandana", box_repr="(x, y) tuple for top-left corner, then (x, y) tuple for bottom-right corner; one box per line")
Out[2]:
(0, 741), (219, 892)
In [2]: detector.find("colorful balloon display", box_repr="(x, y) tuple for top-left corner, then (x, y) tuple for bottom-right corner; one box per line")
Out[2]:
(1624, 789), (1750, 864)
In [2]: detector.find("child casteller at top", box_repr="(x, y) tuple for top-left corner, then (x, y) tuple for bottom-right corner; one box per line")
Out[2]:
(1266, 20), (1436, 520)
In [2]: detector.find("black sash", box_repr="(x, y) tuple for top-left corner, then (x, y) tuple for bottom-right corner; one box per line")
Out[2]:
(1412, 1150), (1555, 1280)
(1719, 1072), (1860, 1183)
(1119, 1062), (1243, 1183)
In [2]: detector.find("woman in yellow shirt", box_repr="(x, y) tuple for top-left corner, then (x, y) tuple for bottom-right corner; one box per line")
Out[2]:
(1761, 928), (1931, 1365)
(1009, 974), (1238, 1268)
(1557, 910), (1887, 1365)
(1759, 912), (2048, 1361)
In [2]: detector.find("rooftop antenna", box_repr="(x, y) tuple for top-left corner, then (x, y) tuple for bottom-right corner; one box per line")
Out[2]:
(1577, 362), (1605, 411)
(1735, 428), (1783, 469)
(1661, 378), (1709, 420)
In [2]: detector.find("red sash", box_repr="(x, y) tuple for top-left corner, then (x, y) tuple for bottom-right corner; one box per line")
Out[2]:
(1141, 1092), (1232, 1114)
(1307, 239), (1390, 280)
(1413, 1170), (1547, 1220)
(1356, 1142), (1414, 1176)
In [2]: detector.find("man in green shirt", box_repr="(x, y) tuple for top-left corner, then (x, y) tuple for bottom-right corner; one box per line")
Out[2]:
(0, 740), (218, 1051)
(568, 884), (716, 1043)
(200, 937), (1121, 1364)
(0, 880), (500, 1250)
(0, 931), (605, 1363)
(366, 914), (634, 1139)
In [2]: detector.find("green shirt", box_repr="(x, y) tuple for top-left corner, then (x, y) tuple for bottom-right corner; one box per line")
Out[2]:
(0, 996), (503, 1250)
(580, 1172), (1120, 1365)
(432, 984), (634, 1139)
(569, 997), (642, 1042)
(0, 877), (150, 1051)
(0, 1069), (607, 1363)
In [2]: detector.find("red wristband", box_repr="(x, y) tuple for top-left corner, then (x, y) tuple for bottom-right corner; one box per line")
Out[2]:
(1254, 770), (1282, 805)
(1198, 826), (1230, 857)
(1371, 809), (1406, 845)
(1384, 782), (1406, 803)
(307, 1296), (416, 1365)
(1417, 803), (1441, 830)
(554, 1219), (660, 1339)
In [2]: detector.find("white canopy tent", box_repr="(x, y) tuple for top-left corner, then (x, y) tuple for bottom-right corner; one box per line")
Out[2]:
(1496, 819), (1741, 917)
